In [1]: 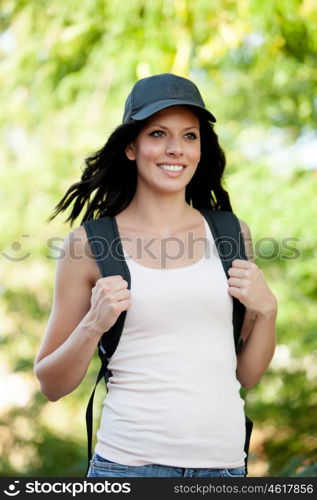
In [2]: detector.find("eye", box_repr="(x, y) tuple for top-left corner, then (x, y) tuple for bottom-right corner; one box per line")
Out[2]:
(149, 130), (165, 137)
(185, 132), (198, 140)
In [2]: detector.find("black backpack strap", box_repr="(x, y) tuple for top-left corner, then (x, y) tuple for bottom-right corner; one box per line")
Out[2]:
(82, 215), (130, 476)
(199, 208), (252, 475)
(84, 353), (108, 477)
(244, 415), (253, 474)
(83, 215), (131, 357)
(199, 209), (247, 351)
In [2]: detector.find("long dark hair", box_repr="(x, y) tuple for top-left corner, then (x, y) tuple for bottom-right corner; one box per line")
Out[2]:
(48, 110), (233, 226)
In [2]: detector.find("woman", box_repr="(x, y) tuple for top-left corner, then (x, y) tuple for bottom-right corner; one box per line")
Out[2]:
(34, 73), (277, 478)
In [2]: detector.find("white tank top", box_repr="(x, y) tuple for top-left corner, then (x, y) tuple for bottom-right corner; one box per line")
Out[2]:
(95, 216), (246, 468)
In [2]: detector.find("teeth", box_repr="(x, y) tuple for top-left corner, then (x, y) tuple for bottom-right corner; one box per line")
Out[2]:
(158, 164), (184, 172)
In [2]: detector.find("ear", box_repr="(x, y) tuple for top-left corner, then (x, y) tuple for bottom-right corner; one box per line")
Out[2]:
(125, 143), (136, 161)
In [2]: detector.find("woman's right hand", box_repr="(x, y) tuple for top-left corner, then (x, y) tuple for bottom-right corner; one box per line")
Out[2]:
(87, 275), (131, 336)
(34, 226), (131, 401)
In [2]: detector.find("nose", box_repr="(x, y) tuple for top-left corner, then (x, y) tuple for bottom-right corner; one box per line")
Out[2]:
(166, 136), (183, 156)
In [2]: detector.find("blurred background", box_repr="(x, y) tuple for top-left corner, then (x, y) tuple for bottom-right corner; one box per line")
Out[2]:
(0, 0), (316, 477)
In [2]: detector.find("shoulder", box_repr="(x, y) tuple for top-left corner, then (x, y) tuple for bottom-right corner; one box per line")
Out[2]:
(62, 225), (92, 257)
(238, 218), (251, 236)
(66, 225), (86, 244)
(237, 218), (254, 262)
(60, 225), (100, 285)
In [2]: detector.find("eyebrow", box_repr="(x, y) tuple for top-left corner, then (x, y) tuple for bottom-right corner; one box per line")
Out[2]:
(147, 124), (200, 131)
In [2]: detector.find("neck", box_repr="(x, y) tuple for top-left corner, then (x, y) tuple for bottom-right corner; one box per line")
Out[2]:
(118, 192), (197, 238)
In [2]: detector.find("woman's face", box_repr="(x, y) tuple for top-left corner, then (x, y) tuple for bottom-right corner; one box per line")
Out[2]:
(125, 106), (201, 195)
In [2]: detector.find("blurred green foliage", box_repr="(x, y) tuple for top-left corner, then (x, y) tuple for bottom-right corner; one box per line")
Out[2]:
(0, 0), (316, 477)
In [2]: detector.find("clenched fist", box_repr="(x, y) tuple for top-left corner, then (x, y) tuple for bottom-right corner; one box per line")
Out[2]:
(87, 275), (131, 337)
(227, 260), (277, 319)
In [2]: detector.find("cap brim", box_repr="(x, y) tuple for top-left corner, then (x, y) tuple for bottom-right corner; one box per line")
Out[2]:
(131, 99), (216, 123)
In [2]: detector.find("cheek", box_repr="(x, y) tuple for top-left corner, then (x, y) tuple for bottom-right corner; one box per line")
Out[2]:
(136, 143), (162, 162)
(188, 143), (201, 164)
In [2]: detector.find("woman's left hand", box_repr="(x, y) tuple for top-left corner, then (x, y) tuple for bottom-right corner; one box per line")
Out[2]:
(227, 259), (277, 318)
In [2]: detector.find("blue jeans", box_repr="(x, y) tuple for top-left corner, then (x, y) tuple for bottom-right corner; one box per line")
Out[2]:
(87, 453), (246, 478)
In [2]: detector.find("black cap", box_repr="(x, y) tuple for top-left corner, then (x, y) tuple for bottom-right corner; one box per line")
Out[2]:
(122, 73), (216, 124)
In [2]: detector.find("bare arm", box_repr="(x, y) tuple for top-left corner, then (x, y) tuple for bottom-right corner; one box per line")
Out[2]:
(34, 226), (130, 401)
(230, 219), (278, 389)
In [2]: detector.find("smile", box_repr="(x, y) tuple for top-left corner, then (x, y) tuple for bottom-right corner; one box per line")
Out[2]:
(157, 164), (185, 172)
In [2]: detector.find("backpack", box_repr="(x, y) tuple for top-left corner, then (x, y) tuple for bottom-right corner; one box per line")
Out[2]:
(82, 208), (253, 476)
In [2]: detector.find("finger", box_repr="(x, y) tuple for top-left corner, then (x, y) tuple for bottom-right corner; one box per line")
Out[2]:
(117, 298), (131, 311)
(112, 279), (129, 291)
(114, 289), (131, 301)
(107, 275), (126, 282)
(228, 277), (245, 287)
(228, 267), (247, 278)
(101, 286), (130, 302)
(228, 286), (247, 302)
(232, 259), (252, 268)
(96, 275), (126, 287)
